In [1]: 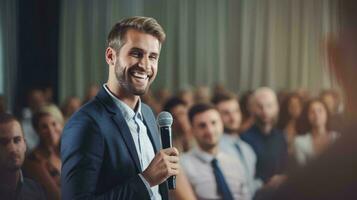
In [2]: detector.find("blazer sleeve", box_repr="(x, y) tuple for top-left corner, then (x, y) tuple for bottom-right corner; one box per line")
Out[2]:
(60, 111), (150, 200)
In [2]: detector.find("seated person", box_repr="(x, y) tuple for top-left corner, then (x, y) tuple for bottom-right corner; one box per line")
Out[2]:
(212, 92), (262, 195)
(23, 105), (63, 200)
(241, 87), (288, 183)
(0, 113), (46, 199)
(181, 103), (251, 200)
(294, 99), (339, 166)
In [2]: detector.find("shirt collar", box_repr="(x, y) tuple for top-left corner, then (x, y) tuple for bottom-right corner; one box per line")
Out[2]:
(192, 147), (223, 164)
(222, 133), (240, 140)
(103, 84), (143, 121)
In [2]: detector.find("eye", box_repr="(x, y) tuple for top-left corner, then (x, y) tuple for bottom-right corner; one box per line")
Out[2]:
(149, 54), (158, 60)
(130, 51), (142, 58)
(14, 136), (22, 144)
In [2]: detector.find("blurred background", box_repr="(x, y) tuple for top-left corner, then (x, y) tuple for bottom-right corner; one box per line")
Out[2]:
(0, 0), (339, 114)
(0, 1), (347, 199)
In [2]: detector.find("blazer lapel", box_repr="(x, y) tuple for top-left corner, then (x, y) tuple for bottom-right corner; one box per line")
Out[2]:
(141, 106), (161, 153)
(111, 114), (142, 172)
(96, 87), (142, 173)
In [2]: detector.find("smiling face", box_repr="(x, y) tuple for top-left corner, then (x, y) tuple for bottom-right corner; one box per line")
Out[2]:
(112, 29), (160, 96)
(36, 114), (62, 148)
(0, 121), (26, 172)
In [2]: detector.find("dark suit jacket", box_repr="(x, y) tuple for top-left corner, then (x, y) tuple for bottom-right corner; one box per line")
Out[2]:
(61, 87), (168, 200)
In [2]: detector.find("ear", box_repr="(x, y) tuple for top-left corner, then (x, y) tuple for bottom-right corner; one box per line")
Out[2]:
(105, 47), (117, 66)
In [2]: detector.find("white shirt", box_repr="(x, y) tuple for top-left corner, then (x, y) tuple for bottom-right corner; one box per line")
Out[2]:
(104, 85), (161, 200)
(181, 147), (251, 200)
(219, 134), (262, 194)
(294, 131), (339, 166)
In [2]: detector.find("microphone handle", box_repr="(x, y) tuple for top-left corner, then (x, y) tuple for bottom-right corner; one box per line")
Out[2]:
(160, 126), (176, 190)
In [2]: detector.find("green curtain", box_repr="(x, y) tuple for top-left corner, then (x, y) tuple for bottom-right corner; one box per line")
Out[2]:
(59, 0), (338, 102)
(0, 0), (18, 111)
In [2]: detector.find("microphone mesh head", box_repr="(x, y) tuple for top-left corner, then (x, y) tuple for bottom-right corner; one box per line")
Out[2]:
(157, 111), (173, 127)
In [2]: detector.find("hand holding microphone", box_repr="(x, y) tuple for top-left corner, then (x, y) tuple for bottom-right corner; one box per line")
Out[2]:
(141, 112), (179, 189)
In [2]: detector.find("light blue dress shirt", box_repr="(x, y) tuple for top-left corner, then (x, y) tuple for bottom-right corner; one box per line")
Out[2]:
(104, 85), (161, 200)
(219, 134), (262, 195)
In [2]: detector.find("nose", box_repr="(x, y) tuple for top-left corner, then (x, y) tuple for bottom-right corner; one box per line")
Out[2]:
(138, 56), (149, 70)
(6, 141), (17, 153)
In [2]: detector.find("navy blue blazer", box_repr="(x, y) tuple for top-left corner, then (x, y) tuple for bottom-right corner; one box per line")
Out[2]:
(61, 87), (169, 199)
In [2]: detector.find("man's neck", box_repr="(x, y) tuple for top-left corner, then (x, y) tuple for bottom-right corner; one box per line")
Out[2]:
(0, 169), (20, 191)
(200, 146), (219, 156)
(258, 123), (273, 135)
(224, 129), (239, 135)
(107, 82), (140, 109)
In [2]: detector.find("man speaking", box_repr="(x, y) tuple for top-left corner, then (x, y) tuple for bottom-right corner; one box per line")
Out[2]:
(61, 16), (179, 200)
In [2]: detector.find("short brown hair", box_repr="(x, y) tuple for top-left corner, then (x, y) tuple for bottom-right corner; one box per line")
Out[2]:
(0, 113), (23, 136)
(188, 103), (216, 123)
(0, 113), (19, 125)
(211, 92), (238, 106)
(107, 16), (166, 51)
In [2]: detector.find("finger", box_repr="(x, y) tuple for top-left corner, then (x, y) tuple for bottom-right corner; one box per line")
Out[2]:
(161, 147), (179, 156)
(167, 162), (180, 171)
(166, 155), (179, 163)
(168, 168), (180, 176)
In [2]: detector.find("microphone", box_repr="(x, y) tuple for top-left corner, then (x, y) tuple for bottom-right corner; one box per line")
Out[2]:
(157, 111), (176, 190)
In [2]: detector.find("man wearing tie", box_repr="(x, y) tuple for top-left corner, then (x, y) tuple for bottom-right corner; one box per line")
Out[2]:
(212, 92), (262, 196)
(61, 16), (179, 200)
(181, 103), (250, 200)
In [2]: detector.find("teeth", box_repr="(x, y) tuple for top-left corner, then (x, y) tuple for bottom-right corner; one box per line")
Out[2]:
(132, 71), (149, 79)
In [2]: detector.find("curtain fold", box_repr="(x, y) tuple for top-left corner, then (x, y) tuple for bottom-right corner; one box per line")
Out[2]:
(0, 0), (18, 111)
(59, 0), (338, 102)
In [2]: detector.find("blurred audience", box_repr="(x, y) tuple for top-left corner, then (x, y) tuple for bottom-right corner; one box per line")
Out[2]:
(212, 92), (262, 195)
(43, 85), (54, 104)
(21, 88), (48, 152)
(178, 89), (194, 108)
(277, 93), (304, 156)
(239, 91), (256, 133)
(0, 113), (46, 199)
(155, 88), (172, 108)
(294, 99), (339, 166)
(163, 97), (195, 152)
(262, 1), (357, 199)
(182, 103), (251, 200)
(194, 86), (211, 104)
(82, 84), (100, 104)
(61, 96), (82, 122)
(241, 87), (288, 184)
(319, 89), (345, 133)
(23, 105), (63, 200)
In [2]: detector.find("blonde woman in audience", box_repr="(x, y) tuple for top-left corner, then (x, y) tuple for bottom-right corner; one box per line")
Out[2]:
(23, 105), (63, 200)
(294, 99), (339, 166)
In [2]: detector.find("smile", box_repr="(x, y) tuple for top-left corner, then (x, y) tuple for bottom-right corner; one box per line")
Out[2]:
(130, 71), (149, 80)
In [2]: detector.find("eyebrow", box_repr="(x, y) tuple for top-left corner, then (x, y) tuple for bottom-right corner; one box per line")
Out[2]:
(130, 47), (159, 56)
